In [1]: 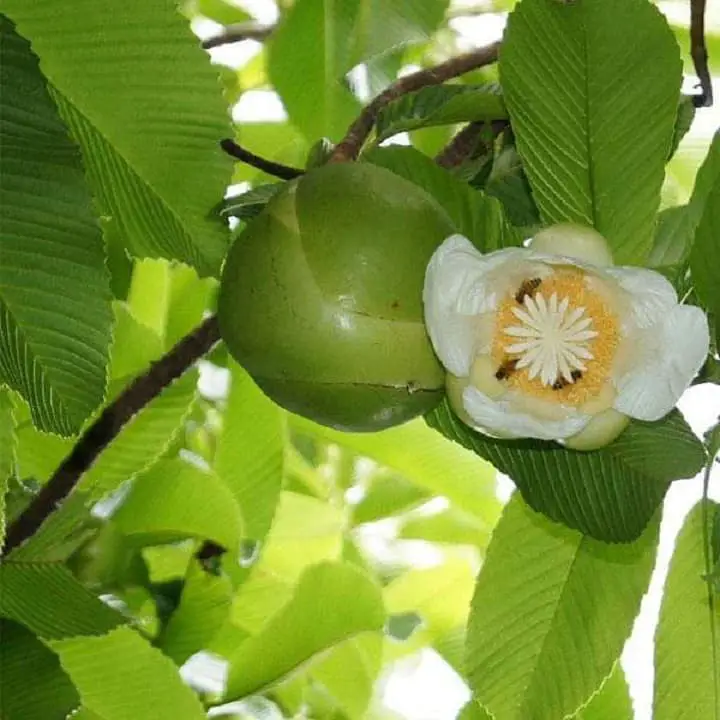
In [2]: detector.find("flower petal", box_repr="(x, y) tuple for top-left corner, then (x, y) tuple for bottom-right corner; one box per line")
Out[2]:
(462, 386), (590, 440)
(604, 266), (678, 329)
(613, 305), (709, 421)
(423, 235), (526, 377)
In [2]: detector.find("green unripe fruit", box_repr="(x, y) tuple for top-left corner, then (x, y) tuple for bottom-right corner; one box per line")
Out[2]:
(218, 161), (456, 431)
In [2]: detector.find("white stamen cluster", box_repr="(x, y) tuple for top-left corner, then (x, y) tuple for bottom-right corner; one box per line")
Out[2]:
(504, 291), (598, 386)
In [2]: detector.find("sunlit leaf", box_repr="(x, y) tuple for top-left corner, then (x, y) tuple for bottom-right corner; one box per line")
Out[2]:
(501, 0), (682, 263)
(215, 362), (285, 541)
(654, 499), (720, 719)
(224, 561), (386, 700)
(0, 390), (17, 547)
(352, 470), (430, 525)
(291, 414), (500, 526)
(577, 666), (633, 720)
(466, 495), (658, 720)
(384, 557), (476, 668)
(310, 632), (384, 719)
(258, 491), (346, 581)
(159, 560), (233, 666)
(0, 17), (112, 435)
(54, 627), (206, 719)
(114, 458), (243, 551)
(690, 146), (720, 333)
(652, 132), (720, 270)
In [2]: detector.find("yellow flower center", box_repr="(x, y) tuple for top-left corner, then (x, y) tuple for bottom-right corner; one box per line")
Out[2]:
(491, 268), (619, 407)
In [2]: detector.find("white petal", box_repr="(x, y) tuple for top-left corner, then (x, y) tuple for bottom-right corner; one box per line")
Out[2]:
(604, 266), (678, 330)
(423, 235), (524, 377)
(462, 386), (591, 440)
(613, 305), (709, 421)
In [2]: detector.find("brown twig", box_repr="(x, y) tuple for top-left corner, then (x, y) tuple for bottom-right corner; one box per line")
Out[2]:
(435, 119), (509, 169)
(690, 0), (713, 107)
(220, 138), (304, 181)
(202, 23), (274, 50)
(329, 41), (501, 163)
(2, 316), (222, 556)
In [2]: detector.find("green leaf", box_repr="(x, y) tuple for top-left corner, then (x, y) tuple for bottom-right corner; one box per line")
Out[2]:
(577, 666), (633, 720)
(108, 302), (164, 383)
(399, 506), (491, 547)
(500, 0), (682, 264)
(232, 123), (309, 186)
(651, 132), (720, 270)
(0, 390), (17, 547)
(80, 373), (198, 502)
(427, 400), (705, 542)
(668, 95), (696, 160)
(220, 183), (286, 222)
(351, 470), (430, 525)
(126, 260), (171, 341)
(290, 414), (500, 524)
(2, 0), (233, 277)
(690, 162), (720, 329)
(11, 369), (197, 562)
(228, 566), (295, 635)
(113, 458), (243, 551)
(195, 0), (251, 25)
(458, 701), (493, 720)
(54, 627), (206, 720)
(654, 499), (720, 720)
(485, 145), (541, 229)
(0, 17), (112, 436)
(224, 561), (386, 700)
(164, 265), (216, 349)
(364, 146), (521, 252)
(310, 632), (384, 719)
(375, 85), (506, 143)
(0, 619), (80, 720)
(350, 0), (449, 64)
(0, 561), (124, 639)
(385, 557), (476, 668)
(214, 362), (285, 541)
(268, 0), (362, 141)
(466, 495), (659, 720)
(159, 560), (233, 666)
(257, 491), (346, 581)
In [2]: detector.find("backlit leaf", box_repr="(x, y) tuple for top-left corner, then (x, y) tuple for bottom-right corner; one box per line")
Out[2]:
(224, 561), (386, 700)
(54, 627), (206, 720)
(654, 500), (720, 719)
(214, 362), (285, 541)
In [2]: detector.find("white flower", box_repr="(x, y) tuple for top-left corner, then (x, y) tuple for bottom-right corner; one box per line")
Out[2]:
(423, 224), (710, 450)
